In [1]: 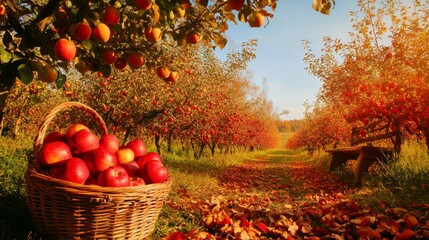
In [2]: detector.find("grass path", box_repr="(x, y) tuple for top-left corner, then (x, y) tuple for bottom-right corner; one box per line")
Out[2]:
(160, 149), (428, 239)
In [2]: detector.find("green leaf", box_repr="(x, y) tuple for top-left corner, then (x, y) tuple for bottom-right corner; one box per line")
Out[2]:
(12, 52), (23, 62)
(56, 69), (67, 89)
(81, 40), (93, 50)
(17, 63), (33, 84)
(0, 46), (13, 63)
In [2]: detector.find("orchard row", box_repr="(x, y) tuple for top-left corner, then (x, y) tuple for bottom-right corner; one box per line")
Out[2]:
(4, 41), (280, 157)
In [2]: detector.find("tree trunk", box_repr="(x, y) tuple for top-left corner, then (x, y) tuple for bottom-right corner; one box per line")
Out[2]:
(190, 141), (199, 159)
(167, 133), (173, 153)
(208, 142), (216, 156)
(155, 134), (162, 155)
(198, 142), (205, 159)
(424, 127), (429, 155)
(122, 127), (132, 145)
(12, 111), (23, 138)
(394, 130), (403, 155)
(0, 63), (17, 135)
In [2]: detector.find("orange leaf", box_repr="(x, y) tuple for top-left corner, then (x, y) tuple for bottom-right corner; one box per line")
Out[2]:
(356, 227), (381, 239)
(396, 229), (415, 240)
(404, 214), (419, 228)
(165, 231), (187, 240)
(301, 223), (312, 234)
(254, 221), (268, 233)
(241, 216), (250, 228)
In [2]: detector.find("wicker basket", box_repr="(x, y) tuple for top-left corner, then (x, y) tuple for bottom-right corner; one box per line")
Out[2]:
(25, 101), (172, 240)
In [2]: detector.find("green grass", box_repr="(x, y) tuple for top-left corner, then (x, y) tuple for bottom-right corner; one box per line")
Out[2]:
(360, 140), (429, 207)
(0, 137), (33, 239)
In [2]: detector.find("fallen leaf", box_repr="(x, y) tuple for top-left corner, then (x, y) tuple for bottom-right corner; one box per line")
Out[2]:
(356, 227), (381, 239)
(254, 221), (268, 233)
(404, 214), (419, 228)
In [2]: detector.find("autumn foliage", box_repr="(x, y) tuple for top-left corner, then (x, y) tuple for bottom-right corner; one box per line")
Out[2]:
(2, 41), (280, 157)
(289, 0), (429, 152)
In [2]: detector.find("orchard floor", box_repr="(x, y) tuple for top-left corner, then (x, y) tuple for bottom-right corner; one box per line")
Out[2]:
(160, 149), (429, 239)
(2, 148), (428, 239)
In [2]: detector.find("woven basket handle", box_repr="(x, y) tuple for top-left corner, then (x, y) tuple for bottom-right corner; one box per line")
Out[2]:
(32, 101), (108, 163)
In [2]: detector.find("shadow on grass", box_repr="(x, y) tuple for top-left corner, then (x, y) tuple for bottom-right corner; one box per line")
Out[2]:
(0, 193), (38, 240)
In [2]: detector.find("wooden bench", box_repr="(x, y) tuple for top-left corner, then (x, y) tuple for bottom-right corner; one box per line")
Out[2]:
(326, 146), (395, 186)
(305, 147), (316, 156)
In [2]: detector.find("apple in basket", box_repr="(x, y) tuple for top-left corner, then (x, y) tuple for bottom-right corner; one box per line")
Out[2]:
(99, 134), (120, 153)
(97, 165), (130, 187)
(65, 123), (90, 140)
(39, 141), (73, 166)
(130, 176), (145, 186)
(83, 147), (117, 174)
(43, 131), (67, 144)
(56, 157), (90, 184)
(125, 138), (147, 158)
(120, 161), (140, 177)
(136, 151), (162, 169)
(68, 129), (100, 155)
(140, 160), (168, 184)
(116, 147), (135, 164)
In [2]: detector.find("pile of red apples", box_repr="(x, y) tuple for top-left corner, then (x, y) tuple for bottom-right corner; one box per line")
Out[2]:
(38, 123), (168, 187)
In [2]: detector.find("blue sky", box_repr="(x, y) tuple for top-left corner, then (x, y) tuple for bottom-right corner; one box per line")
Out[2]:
(216, 0), (359, 120)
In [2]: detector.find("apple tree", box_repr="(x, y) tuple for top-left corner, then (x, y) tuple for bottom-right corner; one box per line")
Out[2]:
(302, 0), (429, 152)
(0, 0), (336, 134)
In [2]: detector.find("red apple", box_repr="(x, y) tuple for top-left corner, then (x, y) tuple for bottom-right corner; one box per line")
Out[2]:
(141, 160), (168, 184)
(120, 161), (140, 177)
(103, 6), (120, 25)
(65, 123), (89, 140)
(186, 32), (200, 44)
(165, 71), (178, 83)
(92, 23), (111, 43)
(39, 141), (72, 166)
(128, 52), (145, 68)
(130, 176), (145, 186)
(99, 134), (120, 153)
(125, 139), (147, 158)
(55, 38), (76, 62)
(156, 66), (170, 79)
(135, 0), (152, 10)
(68, 129), (99, 155)
(56, 157), (90, 184)
(100, 49), (118, 65)
(144, 27), (162, 43)
(84, 147), (117, 173)
(43, 131), (67, 144)
(227, 0), (245, 11)
(97, 165), (130, 187)
(136, 152), (162, 169)
(114, 57), (127, 70)
(72, 23), (92, 41)
(248, 12), (264, 28)
(49, 165), (61, 177)
(116, 147), (135, 164)
(38, 65), (59, 83)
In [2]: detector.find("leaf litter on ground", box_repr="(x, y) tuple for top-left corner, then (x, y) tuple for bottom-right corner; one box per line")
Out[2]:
(164, 155), (429, 239)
